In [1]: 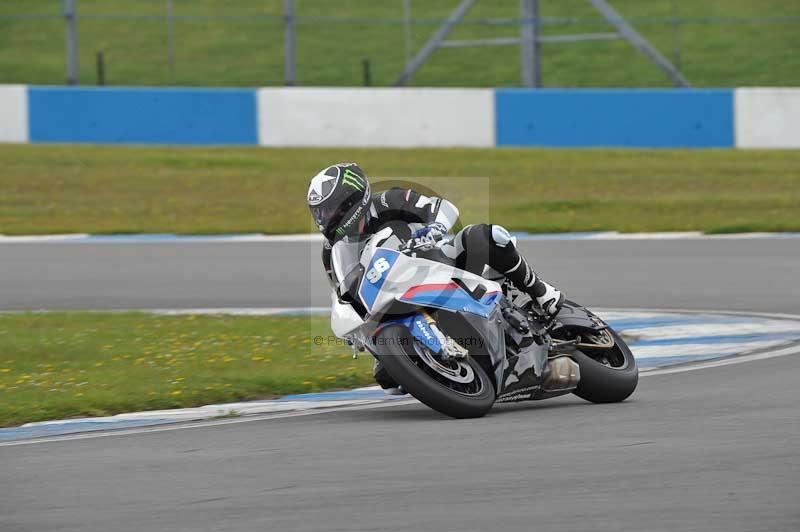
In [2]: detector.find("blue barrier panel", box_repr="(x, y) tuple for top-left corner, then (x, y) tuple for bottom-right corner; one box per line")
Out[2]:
(29, 87), (258, 145)
(495, 89), (734, 148)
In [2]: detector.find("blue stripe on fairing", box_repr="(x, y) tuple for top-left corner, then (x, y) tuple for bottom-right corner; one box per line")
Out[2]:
(631, 331), (800, 348)
(400, 287), (500, 318)
(358, 249), (400, 311)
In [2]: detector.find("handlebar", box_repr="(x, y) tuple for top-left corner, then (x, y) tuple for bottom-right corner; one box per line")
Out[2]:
(400, 234), (452, 254)
(399, 239), (431, 254)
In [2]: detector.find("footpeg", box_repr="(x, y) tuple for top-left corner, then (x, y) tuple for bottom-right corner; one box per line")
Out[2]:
(502, 306), (530, 334)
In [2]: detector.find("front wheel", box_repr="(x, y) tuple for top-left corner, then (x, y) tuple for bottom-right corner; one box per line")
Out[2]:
(374, 325), (495, 419)
(571, 328), (638, 403)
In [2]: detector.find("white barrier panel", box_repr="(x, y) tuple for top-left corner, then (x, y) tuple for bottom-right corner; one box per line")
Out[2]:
(257, 88), (494, 147)
(735, 88), (800, 148)
(0, 85), (28, 143)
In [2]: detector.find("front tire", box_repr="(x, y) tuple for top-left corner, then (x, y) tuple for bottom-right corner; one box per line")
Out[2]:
(572, 329), (638, 403)
(374, 325), (495, 419)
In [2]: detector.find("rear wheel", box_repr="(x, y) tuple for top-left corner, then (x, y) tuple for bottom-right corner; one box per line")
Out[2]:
(570, 328), (638, 403)
(374, 325), (495, 419)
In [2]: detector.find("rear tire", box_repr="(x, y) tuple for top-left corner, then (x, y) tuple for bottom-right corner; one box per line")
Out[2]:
(572, 329), (638, 403)
(374, 325), (495, 419)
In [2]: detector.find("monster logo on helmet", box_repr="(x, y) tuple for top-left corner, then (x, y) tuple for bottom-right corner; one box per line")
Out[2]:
(341, 169), (366, 192)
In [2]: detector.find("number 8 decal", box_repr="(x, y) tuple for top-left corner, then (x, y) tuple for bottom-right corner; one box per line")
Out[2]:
(366, 257), (391, 284)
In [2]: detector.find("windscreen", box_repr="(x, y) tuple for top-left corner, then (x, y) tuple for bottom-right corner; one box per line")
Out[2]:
(330, 239), (365, 297)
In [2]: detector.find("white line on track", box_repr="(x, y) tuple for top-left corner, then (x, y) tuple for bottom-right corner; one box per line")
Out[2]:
(0, 233), (324, 243)
(2, 231), (800, 244)
(640, 343), (800, 376)
(3, 342), (798, 448)
(0, 399), (418, 448)
(602, 308), (800, 322)
(0, 233), (91, 242)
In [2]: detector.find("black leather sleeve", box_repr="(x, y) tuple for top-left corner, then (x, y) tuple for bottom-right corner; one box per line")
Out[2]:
(376, 187), (441, 225)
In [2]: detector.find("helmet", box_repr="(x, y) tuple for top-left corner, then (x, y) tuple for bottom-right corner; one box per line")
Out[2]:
(307, 163), (371, 241)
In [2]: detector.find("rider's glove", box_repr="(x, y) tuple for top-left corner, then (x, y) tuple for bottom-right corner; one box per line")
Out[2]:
(405, 222), (448, 251)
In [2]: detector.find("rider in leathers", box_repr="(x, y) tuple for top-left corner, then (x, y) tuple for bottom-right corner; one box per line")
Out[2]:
(307, 163), (565, 392)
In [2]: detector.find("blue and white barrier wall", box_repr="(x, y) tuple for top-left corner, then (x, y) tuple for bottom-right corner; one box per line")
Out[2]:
(0, 85), (28, 143)
(734, 88), (800, 149)
(495, 89), (734, 148)
(1, 85), (799, 148)
(28, 87), (258, 145)
(258, 88), (494, 147)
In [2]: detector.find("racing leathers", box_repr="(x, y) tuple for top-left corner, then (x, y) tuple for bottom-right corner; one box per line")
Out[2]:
(321, 187), (565, 315)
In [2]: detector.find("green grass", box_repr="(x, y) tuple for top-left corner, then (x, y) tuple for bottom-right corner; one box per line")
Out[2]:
(0, 312), (373, 427)
(1, 144), (799, 235)
(0, 0), (798, 87)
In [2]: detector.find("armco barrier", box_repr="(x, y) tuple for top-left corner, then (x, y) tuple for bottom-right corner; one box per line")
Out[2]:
(1, 85), (799, 148)
(495, 89), (734, 148)
(28, 87), (258, 145)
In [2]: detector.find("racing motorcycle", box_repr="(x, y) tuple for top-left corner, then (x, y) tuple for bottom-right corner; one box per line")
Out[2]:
(329, 227), (638, 419)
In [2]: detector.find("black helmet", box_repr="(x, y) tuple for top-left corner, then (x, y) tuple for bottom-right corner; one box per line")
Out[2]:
(307, 163), (371, 241)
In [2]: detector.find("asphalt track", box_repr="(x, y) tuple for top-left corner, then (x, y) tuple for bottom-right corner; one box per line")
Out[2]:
(2, 237), (799, 312)
(2, 237), (799, 531)
(2, 353), (798, 531)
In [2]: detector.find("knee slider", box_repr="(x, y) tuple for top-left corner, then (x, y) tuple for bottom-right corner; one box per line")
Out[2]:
(490, 225), (513, 247)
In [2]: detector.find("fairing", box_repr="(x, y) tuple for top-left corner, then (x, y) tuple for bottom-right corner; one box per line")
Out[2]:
(382, 313), (443, 354)
(552, 300), (609, 333)
(330, 240), (574, 401)
(357, 246), (503, 318)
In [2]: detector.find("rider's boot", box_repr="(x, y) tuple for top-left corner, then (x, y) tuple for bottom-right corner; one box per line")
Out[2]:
(373, 359), (406, 395)
(506, 255), (564, 316)
(495, 235), (565, 316)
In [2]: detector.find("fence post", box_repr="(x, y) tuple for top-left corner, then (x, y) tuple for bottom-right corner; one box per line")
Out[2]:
(403, 0), (412, 66)
(670, 0), (681, 70)
(362, 59), (371, 86)
(166, 0), (175, 79)
(284, 0), (296, 86)
(520, 0), (541, 88)
(63, 0), (79, 85)
(96, 51), (105, 85)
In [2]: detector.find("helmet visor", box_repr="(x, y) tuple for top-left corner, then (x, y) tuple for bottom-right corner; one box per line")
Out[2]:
(311, 189), (364, 239)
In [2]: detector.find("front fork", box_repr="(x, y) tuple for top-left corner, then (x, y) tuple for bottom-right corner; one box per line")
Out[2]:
(419, 310), (469, 361)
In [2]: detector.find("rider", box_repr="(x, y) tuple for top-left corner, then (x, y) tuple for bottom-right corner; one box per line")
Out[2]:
(307, 163), (566, 389)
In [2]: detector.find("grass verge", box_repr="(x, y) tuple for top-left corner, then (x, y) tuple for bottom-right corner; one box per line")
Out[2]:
(1, 144), (799, 235)
(0, 312), (373, 427)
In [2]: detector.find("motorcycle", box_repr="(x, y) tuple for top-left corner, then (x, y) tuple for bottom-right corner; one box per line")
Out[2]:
(329, 226), (638, 419)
